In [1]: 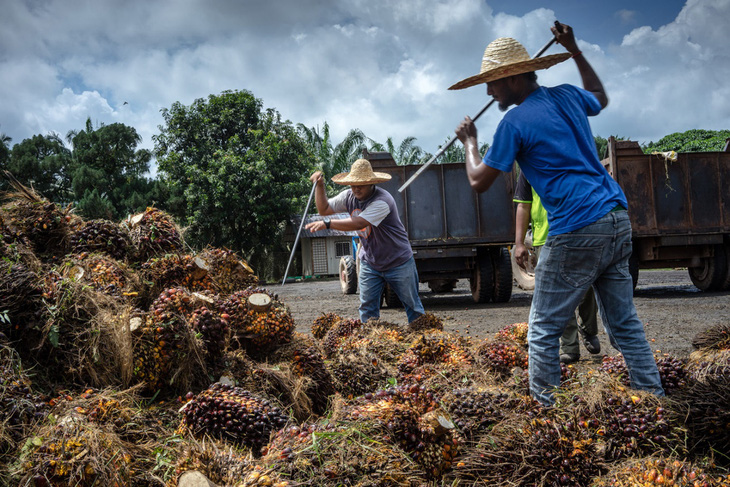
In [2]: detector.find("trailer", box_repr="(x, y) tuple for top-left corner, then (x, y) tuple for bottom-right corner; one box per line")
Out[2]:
(338, 151), (515, 305)
(605, 137), (730, 291)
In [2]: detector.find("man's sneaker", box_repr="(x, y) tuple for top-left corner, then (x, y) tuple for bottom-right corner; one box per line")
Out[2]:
(560, 353), (579, 364)
(583, 335), (601, 354)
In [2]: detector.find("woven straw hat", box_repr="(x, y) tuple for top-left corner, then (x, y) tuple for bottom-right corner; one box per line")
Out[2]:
(331, 159), (392, 186)
(449, 37), (571, 90)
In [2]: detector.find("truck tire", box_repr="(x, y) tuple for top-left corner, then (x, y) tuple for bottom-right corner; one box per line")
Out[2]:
(511, 246), (535, 291)
(688, 244), (727, 292)
(384, 284), (402, 308)
(428, 279), (457, 293)
(491, 247), (512, 303)
(339, 256), (357, 294)
(470, 255), (493, 304)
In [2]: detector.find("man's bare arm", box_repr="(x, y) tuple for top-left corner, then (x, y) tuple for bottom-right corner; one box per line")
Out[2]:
(551, 22), (608, 108)
(456, 116), (502, 193)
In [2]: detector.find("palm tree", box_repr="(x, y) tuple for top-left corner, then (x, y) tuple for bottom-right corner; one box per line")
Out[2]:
(297, 121), (371, 177)
(0, 129), (12, 166)
(369, 136), (430, 166)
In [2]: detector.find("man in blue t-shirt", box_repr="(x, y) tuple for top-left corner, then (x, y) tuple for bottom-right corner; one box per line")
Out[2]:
(450, 22), (663, 405)
(305, 159), (425, 324)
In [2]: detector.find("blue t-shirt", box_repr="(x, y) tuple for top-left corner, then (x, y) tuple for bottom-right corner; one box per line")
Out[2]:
(484, 84), (627, 235)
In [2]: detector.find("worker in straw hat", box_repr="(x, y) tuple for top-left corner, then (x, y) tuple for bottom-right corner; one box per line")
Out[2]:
(305, 159), (425, 324)
(450, 22), (663, 406)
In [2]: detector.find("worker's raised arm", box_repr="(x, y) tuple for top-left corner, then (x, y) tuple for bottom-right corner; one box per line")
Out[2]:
(455, 116), (501, 193)
(310, 171), (335, 216)
(551, 22), (608, 108)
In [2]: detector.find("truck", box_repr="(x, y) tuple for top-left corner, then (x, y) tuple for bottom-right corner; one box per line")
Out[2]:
(338, 150), (515, 305)
(605, 137), (730, 292)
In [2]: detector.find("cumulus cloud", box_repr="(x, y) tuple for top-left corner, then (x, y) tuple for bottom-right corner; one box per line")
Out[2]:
(0, 0), (728, 161)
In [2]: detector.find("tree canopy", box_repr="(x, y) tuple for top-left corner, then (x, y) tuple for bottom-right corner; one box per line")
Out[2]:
(154, 90), (315, 275)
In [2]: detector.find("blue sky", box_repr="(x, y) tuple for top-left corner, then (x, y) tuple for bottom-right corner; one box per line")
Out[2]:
(1, 0), (728, 171)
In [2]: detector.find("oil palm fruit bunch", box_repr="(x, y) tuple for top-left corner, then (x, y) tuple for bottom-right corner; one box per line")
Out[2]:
(0, 355), (50, 450)
(655, 355), (689, 394)
(0, 259), (45, 339)
(678, 365), (730, 461)
(599, 355), (630, 385)
(397, 333), (474, 381)
(68, 253), (129, 296)
(495, 321), (529, 346)
(189, 306), (228, 366)
(69, 219), (131, 260)
(0, 174), (73, 255)
(311, 312), (343, 340)
(321, 318), (363, 357)
(127, 207), (183, 261)
(337, 325), (407, 366)
(692, 323), (730, 351)
(408, 312), (444, 333)
(173, 441), (254, 487)
(345, 384), (459, 480)
(290, 347), (335, 414)
(180, 382), (290, 453)
(133, 288), (196, 390)
(515, 415), (603, 487)
(327, 349), (390, 398)
(221, 287), (293, 353)
(141, 254), (215, 295)
(586, 393), (682, 460)
(476, 339), (528, 378)
(595, 457), (730, 487)
(199, 247), (259, 295)
(442, 388), (514, 440)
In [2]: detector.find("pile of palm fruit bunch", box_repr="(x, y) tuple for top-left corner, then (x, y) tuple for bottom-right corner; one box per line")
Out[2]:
(125, 206), (183, 261)
(475, 338), (529, 378)
(310, 311), (342, 339)
(60, 251), (141, 299)
(407, 311), (444, 333)
(139, 254), (217, 305)
(178, 382), (290, 453)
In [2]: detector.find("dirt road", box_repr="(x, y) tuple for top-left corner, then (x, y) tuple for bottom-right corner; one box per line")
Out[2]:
(276, 269), (729, 359)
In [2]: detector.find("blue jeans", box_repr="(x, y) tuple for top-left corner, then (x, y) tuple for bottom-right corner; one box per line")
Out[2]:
(528, 210), (664, 405)
(359, 256), (425, 323)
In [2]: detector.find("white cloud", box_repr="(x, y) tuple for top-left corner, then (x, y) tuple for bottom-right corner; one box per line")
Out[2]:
(0, 0), (728, 162)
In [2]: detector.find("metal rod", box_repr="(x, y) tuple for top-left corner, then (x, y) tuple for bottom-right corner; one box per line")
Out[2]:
(398, 33), (560, 193)
(281, 180), (318, 286)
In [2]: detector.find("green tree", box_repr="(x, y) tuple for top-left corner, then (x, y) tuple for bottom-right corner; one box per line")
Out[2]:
(67, 118), (155, 219)
(643, 129), (730, 153)
(3, 133), (73, 201)
(432, 138), (489, 164)
(154, 90), (315, 277)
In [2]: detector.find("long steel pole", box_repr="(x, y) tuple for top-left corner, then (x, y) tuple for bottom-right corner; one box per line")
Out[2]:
(281, 180), (318, 286)
(398, 31), (561, 193)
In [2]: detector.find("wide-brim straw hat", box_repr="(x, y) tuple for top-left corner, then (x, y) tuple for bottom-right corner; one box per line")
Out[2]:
(449, 37), (571, 90)
(331, 159), (392, 186)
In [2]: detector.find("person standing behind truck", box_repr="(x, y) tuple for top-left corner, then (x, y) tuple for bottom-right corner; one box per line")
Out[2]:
(450, 22), (664, 405)
(513, 170), (601, 364)
(305, 159), (425, 324)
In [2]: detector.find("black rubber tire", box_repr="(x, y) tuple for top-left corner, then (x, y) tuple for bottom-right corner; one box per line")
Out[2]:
(470, 254), (494, 304)
(384, 284), (402, 308)
(688, 244), (727, 292)
(339, 255), (357, 295)
(491, 247), (513, 303)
